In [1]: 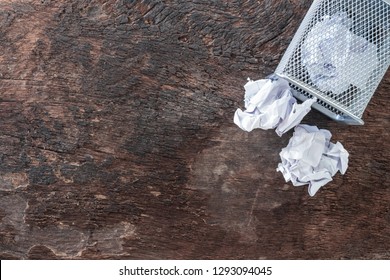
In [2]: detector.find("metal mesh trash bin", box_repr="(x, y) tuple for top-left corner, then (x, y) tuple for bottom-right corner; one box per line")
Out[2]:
(276, 0), (390, 124)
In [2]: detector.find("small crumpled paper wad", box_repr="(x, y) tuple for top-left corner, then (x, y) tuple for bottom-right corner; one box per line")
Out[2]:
(234, 76), (316, 136)
(277, 124), (349, 196)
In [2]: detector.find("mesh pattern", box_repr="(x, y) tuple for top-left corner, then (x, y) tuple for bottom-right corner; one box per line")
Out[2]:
(276, 0), (390, 124)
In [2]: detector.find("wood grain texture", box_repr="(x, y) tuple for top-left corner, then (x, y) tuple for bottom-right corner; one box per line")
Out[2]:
(0, 0), (389, 259)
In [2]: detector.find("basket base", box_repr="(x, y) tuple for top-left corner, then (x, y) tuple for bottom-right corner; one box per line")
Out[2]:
(292, 89), (364, 125)
(275, 73), (364, 125)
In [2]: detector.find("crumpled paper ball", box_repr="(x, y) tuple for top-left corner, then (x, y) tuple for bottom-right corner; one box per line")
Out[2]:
(277, 124), (349, 196)
(234, 76), (316, 136)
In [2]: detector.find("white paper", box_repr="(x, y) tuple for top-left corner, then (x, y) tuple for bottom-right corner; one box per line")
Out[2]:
(302, 12), (378, 95)
(277, 124), (349, 196)
(234, 77), (315, 135)
(275, 97), (316, 136)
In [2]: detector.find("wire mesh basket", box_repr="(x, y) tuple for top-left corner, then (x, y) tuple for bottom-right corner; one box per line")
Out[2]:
(275, 0), (390, 124)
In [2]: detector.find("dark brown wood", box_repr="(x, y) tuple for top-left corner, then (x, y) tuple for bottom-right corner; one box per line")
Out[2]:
(0, 0), (389, 260)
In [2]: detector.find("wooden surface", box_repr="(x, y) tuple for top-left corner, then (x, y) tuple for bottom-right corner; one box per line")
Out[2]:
(0, 0), (389, 259)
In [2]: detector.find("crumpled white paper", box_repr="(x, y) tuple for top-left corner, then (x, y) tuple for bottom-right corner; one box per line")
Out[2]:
(234, 76), (316, 136)
(277, 124), (349, 196)
(302, 12), (378, 95)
